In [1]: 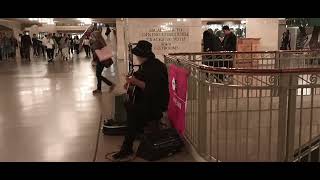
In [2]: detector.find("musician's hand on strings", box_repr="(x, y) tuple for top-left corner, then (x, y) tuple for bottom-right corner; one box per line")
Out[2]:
(125, 76), (136, 84)
(123, 82), (129, 90)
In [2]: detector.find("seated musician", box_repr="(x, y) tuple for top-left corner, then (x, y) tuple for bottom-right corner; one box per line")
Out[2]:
(112, 40), (169, 160)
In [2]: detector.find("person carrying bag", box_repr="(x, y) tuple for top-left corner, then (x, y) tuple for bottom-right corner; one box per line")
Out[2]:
(91, 30), (115, 94)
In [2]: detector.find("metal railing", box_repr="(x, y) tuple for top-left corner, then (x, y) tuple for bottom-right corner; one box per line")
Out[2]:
(164, 50), (320, 162)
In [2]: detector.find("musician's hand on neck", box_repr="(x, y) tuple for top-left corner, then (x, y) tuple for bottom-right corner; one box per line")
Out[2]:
(126, 76), (146, 90)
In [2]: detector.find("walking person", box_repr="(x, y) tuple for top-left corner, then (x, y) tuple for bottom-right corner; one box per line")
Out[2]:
(105, 24), (111, 41)
(21, 31), (32, 61)
(60, 35), (69, 61)
(74, 36), (80, 55)
(32, 34), (39, 57)
(68, 34), (74, 56)
(91, 30), (115, 94)
(41, 35), (48, 58)
(56, 33), (63, 57)
(45, 33), (55, 63)
(17, 34), (23, 58)
(82, 36), (91, 58)
(10, 36), (18, 59)
(3, 35), (11, 60)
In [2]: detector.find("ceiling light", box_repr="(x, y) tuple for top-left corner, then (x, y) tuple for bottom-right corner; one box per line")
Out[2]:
(77, 18), (92, 25)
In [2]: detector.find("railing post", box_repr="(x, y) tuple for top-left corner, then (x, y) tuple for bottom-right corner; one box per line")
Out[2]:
(277, 51), (298, 162)
(285, 73), (298, 161)
(198, 70), (208, 158)
(277, 51), (288, 161)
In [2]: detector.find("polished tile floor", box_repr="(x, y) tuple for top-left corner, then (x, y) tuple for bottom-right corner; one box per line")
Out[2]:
(0, 52), (194, 162)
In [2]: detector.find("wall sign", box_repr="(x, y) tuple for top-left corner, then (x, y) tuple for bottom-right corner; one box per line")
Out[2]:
(141, 26), (190, 53)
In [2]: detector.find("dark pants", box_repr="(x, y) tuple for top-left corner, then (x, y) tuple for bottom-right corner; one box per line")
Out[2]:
(74, 44), (80, 54)
(57, 48), (62, 56)
(69, 46), (73, 54)
(122, 105), (163, 151)
(122, 104), (148, 150)
(33, 45), (39, 56)
(0, 48), (2, 60)
(3, 47), (9, 59)
(84, 45), (90, 57)
(96, 62), (113, 90)
(11, 48), (16, 58)
(20, 47), (23, 58)
(47, 48), (54, 61)
(41, 46), (46, 57)
(23, 47), (30, 60)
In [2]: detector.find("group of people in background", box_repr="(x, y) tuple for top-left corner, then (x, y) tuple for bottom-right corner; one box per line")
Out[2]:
(0, 32), (18, 61)
(30, 33), (84, 63)
(202, 25), (237, 81)
(0, 24), (115, 64)
(0, 31), (93, 63)
(202, 25), (237, 53)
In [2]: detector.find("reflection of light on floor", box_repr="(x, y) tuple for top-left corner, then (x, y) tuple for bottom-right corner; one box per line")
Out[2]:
(44, 143), (65, 161)
(59, 112), (79, 138)
(19, 90), (32, 95)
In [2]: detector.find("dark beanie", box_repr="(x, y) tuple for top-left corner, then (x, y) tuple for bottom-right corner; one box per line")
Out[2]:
(132, 40), (154, 58)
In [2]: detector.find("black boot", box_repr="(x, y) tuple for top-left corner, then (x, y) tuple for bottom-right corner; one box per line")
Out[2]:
(112, 146), (134, 160)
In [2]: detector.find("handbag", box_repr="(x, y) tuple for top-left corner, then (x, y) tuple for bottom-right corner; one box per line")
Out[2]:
(95, 46), (113, 62)
(95, 46), (114, 68)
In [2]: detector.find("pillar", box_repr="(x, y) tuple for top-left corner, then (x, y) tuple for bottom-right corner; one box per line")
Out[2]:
(246, 18), (280, 51)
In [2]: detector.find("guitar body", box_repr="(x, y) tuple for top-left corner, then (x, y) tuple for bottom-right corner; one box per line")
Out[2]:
(125, 67), (144, 107)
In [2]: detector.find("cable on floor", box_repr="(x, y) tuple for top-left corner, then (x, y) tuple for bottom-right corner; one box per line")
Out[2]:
(92, 114), (104, 162)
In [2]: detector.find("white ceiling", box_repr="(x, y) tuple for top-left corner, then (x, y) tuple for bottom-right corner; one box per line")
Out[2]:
(4, 18), (116, 25)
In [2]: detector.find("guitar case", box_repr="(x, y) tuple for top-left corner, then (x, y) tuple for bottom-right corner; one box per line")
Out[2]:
(136, 128), (184, 161)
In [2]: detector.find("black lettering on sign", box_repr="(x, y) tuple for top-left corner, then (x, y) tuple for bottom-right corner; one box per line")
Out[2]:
(141, 26), (190, 52)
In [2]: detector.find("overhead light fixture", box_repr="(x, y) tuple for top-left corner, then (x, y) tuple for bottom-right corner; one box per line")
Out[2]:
(182, 19), (186, 22)
(28, 18), (55, 25)
(241, 20), (247, 24)
(77, 18), (92, 25)
(177, 19), (181, 22)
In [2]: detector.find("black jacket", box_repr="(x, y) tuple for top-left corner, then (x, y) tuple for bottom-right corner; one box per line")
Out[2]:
(223, 32), (237, 51)
(203, 31), (223, 52)
(21, 35), (32, 48)
(134, 55), (169, 120)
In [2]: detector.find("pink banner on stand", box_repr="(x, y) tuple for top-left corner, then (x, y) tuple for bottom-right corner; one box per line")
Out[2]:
(168, 64), (190, 135)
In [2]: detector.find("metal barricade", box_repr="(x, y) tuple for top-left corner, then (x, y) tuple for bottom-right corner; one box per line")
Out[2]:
(164, 50), (320, 162)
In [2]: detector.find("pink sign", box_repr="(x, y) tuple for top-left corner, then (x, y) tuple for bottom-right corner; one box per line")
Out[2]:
(168, 64), (190, 135)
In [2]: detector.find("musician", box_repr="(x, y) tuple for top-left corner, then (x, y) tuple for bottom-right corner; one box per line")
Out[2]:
(112, 40), (169, 160)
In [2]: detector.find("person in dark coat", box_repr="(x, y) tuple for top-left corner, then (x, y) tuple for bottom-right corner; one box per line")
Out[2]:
(21, 31), (32, 61)
(112, 40), (170, 160)
(222, 26), (237, 68)
(222, 26), (237, 52)
(32, 34), (39, 57)
(202, 29), (224, 81)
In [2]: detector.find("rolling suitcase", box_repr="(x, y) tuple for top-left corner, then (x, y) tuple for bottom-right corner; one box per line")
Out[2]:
(102, 93), (128, 136)
(136, 128), (184, 161)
